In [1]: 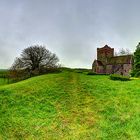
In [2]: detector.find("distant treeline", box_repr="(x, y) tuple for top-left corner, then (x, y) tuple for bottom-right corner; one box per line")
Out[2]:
(0, 69), (9, 78)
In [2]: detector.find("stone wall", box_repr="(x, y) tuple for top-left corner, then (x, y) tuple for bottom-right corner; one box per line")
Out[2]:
(123, 64), (132, 76)
(113, 64), (132, 76)
(106, 65), (113, 74)
(97, 66), (104, 73)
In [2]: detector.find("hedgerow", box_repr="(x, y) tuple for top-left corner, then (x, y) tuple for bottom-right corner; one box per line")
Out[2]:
(110, 74), (130, 81)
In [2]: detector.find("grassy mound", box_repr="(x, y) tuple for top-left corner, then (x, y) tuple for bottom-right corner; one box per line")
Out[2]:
(0, 72), (140, 139)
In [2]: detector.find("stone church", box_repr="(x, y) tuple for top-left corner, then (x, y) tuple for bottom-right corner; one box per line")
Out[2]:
(92, 45), (133, 76)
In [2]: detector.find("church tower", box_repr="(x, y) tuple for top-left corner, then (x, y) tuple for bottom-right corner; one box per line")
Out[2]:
(97, 45), (114, 65)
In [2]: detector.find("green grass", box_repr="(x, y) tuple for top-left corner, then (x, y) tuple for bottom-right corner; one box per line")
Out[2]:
(0, 71), (140, 139)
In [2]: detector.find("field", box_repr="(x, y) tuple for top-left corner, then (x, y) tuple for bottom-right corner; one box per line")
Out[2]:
(0, 71), (140, 139)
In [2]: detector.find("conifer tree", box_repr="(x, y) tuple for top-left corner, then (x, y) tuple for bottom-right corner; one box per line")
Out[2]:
(132, 42), (140, 77)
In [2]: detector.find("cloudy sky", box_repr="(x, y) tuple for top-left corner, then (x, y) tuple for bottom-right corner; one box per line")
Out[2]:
(0, 0), (140, 68)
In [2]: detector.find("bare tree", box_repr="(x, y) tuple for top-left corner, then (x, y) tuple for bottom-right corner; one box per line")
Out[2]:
(117, 48), (131, 56)
(11, 45), (59, 71)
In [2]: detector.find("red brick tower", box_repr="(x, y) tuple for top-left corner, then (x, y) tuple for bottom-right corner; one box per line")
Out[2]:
(97, 45), (114, 65)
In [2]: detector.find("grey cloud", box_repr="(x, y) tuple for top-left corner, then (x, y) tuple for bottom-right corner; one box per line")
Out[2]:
(0, 0), (139, 68)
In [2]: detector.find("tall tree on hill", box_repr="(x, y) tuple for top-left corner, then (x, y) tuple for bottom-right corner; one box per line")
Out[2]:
(132, 42), (140, 77)
(11, 45), (59, 72)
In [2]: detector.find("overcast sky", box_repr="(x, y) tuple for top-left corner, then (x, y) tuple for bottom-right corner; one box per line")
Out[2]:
(0, 0), (140, 68)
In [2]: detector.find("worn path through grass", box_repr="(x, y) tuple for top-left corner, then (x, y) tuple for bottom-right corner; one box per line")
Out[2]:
(53, 72), (98, 139)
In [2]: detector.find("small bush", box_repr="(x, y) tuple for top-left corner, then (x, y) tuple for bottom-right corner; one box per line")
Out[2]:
(134, 71), (140, 77)
(9, 67), (62, 82)
(74, 68), (90, 73)
(40, 67), (62, 74)
(87, 72), (97, 75)
(0, 70), (9, 78)
(9, 69), (31, 82)
(75, 70), (83, 73)
(110, 74), (130, 81)
(60, 67), (74, 72)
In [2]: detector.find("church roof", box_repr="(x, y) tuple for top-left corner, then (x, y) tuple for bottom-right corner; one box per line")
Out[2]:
(97, 45), (113, 51)
(93, 60), (104, 66)
(107, 55), (133, 64)
(102, 45), (111, 49)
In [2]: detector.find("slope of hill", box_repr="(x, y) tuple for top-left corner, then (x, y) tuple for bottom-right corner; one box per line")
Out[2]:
(0, 71), (140, 139)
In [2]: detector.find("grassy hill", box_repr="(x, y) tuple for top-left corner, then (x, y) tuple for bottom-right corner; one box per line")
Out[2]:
(0, 71), (140, 139)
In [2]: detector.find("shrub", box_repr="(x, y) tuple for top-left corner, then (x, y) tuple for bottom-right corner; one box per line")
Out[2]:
(87, 71), (97, 75)
(60, 67), (75, 72)
(39, 67), (62, 74)
(74, 68), (90, 73)
(130, 70), (135, 77)
(134, 71), (140, 77)
(110, 74), (130, 81)
(9, 69), (31, 82)
(9, 67), (62, 82)
(0, 70), (9, 78)
(75, 70), (83, 73)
